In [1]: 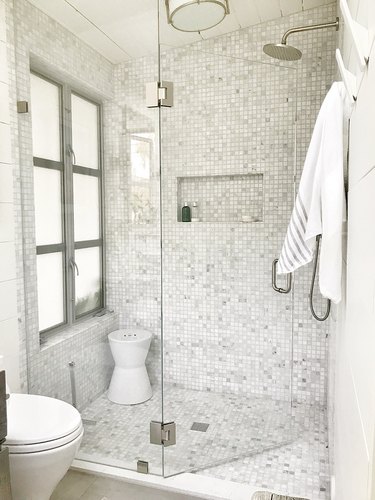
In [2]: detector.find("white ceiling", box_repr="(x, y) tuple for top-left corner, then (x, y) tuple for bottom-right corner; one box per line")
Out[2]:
(27, 0), (335, 63)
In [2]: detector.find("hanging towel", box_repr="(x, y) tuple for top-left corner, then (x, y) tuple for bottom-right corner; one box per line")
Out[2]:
(277, 81), (348, 304)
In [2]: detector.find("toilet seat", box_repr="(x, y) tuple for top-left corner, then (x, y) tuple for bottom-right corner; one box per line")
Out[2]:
(7, 423), (84, 454)
(5, 394), (83, 454)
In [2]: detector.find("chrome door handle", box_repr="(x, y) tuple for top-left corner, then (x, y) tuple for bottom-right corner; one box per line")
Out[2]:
(69, 258), (79, 276)
(68, 145), (76, 165)
(69, 258), (79, 304)
(272, 259), (292, 294)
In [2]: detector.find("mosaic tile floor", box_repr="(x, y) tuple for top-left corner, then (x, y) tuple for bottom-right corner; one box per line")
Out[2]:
(199, 403), (329, 500)
(78, 386), (329, 500)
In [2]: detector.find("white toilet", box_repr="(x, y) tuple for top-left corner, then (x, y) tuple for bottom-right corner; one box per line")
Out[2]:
(108, 328), (152, 405)
(6, 393), (83, 500)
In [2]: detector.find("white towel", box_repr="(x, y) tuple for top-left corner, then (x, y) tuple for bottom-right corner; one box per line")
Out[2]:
(277, 81), (348, 304)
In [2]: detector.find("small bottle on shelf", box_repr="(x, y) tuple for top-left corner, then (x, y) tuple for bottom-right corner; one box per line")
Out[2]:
(191, 201), (199, 222)
(181, 202), (191, 222)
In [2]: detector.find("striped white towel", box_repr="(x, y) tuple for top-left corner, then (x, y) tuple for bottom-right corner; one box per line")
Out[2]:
(277, 82), (348, 304)
(277, 192), (315, 273)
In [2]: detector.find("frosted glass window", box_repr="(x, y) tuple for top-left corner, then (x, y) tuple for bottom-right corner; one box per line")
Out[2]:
(37, 252), (64, 331)
(75, 247), (101, 316)
(31, 71), (104, 334)
(34, 167), (62, 245)
(71, 95), (99, 169)
(73, 174), (100, 241)
(30, 74), (61, 161)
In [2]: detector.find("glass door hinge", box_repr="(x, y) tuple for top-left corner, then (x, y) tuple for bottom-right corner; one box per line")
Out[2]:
(150, 421), (176, 446)
(146, 81), (173, 108)
(137, 460), (149, 474)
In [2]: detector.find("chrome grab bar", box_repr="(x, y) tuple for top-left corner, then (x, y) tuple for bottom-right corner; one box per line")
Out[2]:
(272, 259), (292, 294)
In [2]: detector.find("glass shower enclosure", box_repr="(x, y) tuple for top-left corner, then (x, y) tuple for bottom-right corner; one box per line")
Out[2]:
(21, 0), (298, 479)
(158, 5), (298, 475)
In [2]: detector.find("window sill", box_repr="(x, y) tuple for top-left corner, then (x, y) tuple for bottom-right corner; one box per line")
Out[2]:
(40, 310), (118, 352)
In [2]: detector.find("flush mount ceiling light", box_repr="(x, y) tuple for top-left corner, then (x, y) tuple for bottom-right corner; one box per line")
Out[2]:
(165, 0), (230, 32)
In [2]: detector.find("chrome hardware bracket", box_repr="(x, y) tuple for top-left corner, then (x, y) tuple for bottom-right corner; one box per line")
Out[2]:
(272, 259), (292, 294)
(137, 460), (149, 474)
(150, 421), (176, 447)
(146, 81), (173, 108)
(17, 101), (29, 113)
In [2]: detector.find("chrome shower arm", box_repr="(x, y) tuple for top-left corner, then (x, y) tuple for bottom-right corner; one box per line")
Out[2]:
(281, 17), (339, 45)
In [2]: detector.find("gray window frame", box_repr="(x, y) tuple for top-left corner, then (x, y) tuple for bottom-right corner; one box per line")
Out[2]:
(32, 71), (105, 335)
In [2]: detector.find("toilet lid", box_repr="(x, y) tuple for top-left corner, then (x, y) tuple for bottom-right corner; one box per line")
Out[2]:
(5, 394), (82, 446)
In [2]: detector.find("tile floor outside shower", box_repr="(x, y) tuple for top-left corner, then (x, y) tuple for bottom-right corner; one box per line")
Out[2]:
(78, 386), (329, 500)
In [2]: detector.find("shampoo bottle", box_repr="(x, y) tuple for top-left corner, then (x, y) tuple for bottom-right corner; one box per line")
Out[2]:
(191, 201), (199, 222)
(181, 202), (191, 222)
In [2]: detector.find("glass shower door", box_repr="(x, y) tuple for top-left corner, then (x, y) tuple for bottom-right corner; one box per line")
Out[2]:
(22, 0), (165, 476)
(158, 5), (298, 476)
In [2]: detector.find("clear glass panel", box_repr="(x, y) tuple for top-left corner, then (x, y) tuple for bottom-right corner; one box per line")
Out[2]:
(74, 246), (101, 316)
(73, 173), (100, 241)
(130, 134), (154, 224)
(131, 135), (151, 180)
(159, 9), (297, 476)
(36, 252), (64, 331)
(71, 94), (99, 169)
(72, 3), (163, 475)
(30, 73), (61, 161)
(33, 166), (62, 246)
(25, 0), (164, 478)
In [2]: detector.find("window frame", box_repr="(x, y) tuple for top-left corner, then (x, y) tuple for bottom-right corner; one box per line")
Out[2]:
(31, 70), (106, 336)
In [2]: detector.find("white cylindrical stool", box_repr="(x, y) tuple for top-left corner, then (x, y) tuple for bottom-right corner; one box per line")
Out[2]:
(108, 328), (152, 405)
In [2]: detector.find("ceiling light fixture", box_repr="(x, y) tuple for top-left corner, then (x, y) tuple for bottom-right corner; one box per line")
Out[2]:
(165, 0), (230, 32)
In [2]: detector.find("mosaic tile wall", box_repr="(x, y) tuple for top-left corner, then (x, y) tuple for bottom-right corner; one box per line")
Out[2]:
(7, 0), (336, 410)
(29, 313), (118, 409)
(106, 3), (337, 405)
(103, 54), (161, 385)
(4, 0), (28, 393)
(5, 0), (118, 406)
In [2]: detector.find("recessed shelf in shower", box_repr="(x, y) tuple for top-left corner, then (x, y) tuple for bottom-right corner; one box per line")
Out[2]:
(177, 173), (263, 223)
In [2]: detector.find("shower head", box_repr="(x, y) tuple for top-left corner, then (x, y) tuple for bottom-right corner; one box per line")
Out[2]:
(263, 17), (339, 61)
(263, 43), (302, 61)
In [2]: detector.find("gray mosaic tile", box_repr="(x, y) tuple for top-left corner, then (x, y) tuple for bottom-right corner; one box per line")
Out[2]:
(5, 2), (334, 499)
(78, 386), (329, 500)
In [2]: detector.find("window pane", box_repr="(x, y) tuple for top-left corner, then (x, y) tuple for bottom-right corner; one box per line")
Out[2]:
(37, 252), (64, 331)
(34, 167), (62, 245)
(30, 74), (61, 161)
(73, 173), (100, 241)
(75, 247), (101, 316)
(71, 94), (99, 169)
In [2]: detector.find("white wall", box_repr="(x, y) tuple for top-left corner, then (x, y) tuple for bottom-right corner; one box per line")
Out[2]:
(0, 0), (20, 392)
(333, 0), (375, 498)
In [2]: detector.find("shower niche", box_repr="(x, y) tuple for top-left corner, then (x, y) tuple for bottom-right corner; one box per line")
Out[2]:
(177, 173), (263, 223)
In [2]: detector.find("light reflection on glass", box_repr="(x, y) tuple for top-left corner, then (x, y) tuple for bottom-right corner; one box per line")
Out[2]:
(130, 133), (154, 224)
